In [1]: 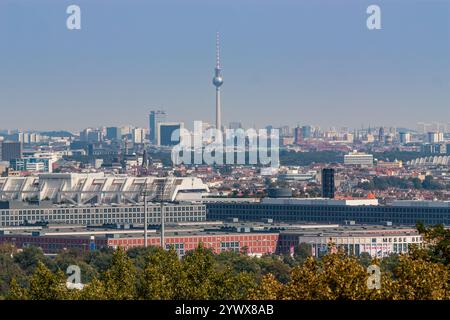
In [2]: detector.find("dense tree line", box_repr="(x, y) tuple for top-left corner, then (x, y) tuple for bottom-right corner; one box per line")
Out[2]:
(279, 151), (343, 166)
(358, 175), (448, 191)
(1, 223), (449, 300)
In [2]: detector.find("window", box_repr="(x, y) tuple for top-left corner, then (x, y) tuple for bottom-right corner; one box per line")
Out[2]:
(220, 241), (240, 252)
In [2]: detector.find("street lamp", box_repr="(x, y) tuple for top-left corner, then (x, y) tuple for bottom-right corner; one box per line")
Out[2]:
(143, 191), (148, 248)
(141, 178), (170, 249)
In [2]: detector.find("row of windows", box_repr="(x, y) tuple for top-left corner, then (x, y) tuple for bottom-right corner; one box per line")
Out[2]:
(221, 241), (240, 252)
(208, 204), (450, 215)
(0, 206), (206, 226)
(208, 207), (449, 225)
(1, 206), (205, 216)
(2, 216), (206, 227)
(1, 212), (204, 221)
(166, 243), (185, 256)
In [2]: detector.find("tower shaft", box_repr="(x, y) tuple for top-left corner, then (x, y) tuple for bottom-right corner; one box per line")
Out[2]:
(216, 87), (221, 131)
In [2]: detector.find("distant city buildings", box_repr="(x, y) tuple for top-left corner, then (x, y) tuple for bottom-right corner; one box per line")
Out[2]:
(399, 132), (411, 144)
(12, 132), (41, 144)
(427, 131), (444, 143)
(10, 157), (54, 173)
(229, 122), (242, 130)
(301, 125), (312, 139)
(294, 127), (302, 145)
(80, 128), (103, 143)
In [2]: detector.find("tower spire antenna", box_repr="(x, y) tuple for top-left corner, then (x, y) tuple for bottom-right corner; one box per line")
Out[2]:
(216, 32), (221, 69)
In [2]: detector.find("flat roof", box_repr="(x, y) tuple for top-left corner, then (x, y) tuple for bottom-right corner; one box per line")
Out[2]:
(280, 225), (420, 238)
(0, 222), (427, 240)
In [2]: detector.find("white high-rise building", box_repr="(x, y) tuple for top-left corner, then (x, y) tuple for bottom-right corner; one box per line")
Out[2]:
(132, 128), (146, 144)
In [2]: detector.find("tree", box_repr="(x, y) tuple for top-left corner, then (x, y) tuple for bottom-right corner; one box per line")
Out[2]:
(180, 244), (216, 299)
(257, 255), (291, 284)
(249, 273), (283, 300)
(283, 253), (377, 300)
(54, 249), (98, 283)
(139, 247), (186, 299)
(101, 247), (137, 299)
(85, 247), (114, 274)
(381, 255), (449, 300)
(416, 222), (450, 265)
(214, 251), (261, 279)
(0, 244), (25, 297)
(294, 243), (313, 264)
(209, 268), (256, 300)
(8, 261), (70, 300)
(357, 252), (373, 268)
(13, 246), (54, 275)
(421, 175), (443, 190)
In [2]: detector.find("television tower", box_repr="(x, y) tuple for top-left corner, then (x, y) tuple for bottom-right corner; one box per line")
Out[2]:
(212, 32), (224, 131)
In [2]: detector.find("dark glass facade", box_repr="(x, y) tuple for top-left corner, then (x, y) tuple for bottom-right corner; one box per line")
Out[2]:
(206, 202), (450, 226)
(159, 124), (181, 146)
(322, 168), (335, 198)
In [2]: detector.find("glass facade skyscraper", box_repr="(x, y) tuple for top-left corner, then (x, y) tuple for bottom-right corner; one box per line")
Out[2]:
(322, 168), (335, 199)
(149, 110), (167, 144)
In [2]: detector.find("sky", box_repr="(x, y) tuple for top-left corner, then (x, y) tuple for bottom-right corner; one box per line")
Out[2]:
(0, 0), (449, 132)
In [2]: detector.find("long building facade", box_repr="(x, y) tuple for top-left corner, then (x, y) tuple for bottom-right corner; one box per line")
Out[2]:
(0, 203), (206, 227)
(278, 225), (423, 258)
(206, 198), (450, 226)
(0, 223), (423, 258)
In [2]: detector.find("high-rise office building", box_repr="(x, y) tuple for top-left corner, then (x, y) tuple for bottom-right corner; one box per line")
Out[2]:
(294, 127), (302, 145)
(132, 128), (146, 144)
(157, 122), (183, 146)
(301, 125), (312, 139)
(79, 128), (91, 142)
(279, 125), (291, 137)
(378, 127), (385, 144)
(384, 134), (394, 145)
(12, 132), (41, 144)
(321, 168), (335, 199)
(149, 110), (167, 144)
(87, 130), (103, 143)
(1, 141), (23, 162)
(427, 132), (444, 143)
(106, 127), (122, 141)
(399, 132), (411, 144)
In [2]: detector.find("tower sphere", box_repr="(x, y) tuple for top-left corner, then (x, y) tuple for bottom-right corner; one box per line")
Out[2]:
(213, 76), (223, 87)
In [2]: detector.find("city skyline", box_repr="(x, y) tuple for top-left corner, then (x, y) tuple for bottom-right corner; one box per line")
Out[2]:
(1, 0), (450, 307)
(0, 0), (449, 131)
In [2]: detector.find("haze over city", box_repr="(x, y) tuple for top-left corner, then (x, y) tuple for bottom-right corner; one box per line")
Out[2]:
(1, 0), (449, 131)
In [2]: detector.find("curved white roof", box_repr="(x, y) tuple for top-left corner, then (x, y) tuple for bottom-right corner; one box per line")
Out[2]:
(0, 173), (208, 205)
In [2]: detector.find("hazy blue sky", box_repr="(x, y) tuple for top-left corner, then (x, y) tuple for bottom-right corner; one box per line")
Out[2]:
(0, 0), (449, 131)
